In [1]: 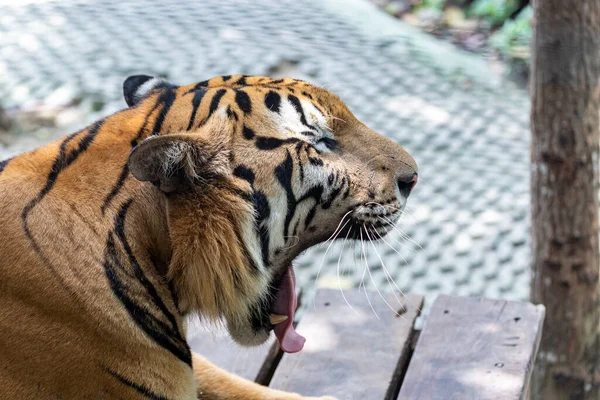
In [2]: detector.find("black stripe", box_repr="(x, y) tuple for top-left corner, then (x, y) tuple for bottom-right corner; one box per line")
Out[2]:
(113, 199), (182, 333)
(234, 162), (268, 267)
(104, 236), (178, 335)
(270, 79), (284, 84)
(21, 122), (103, 295)
(343, 181), (351, 199)
(104, 200), (191, 366)
(233, 228), (260, 274)
(288, 94), (316, 130)
(243, 126), (255, 139)
(226, 106), (238, 121)
(255, 137), (299, 150)
(0, 157), (12, 175)
(24, 120), (102, 213)
(21, 133), (78, 290)
(292, 219), (301, 237)
(222, 75), (232, 82)
(235, 89), (252, 114)
(298, 184), (324, 204)
(309, 157), (324, 166)
(21, 132), (76, 223)
(151, 89), (176, 134)
(275, 151), (296, 239)
(265, 91), (281, 113)
(252, 191), (271, 267)
(101, 97), (163, 214)
(311, 102), (326, 118)
(299, 185), (325, 229)
(322, 186), (342, 209)
(205, 89), (227, 122)
(187, 89), (207, 130)
(236, 75), (249, 85)
(106, 368), (170, 400)
(304, 205), (317, 228)
(233, 165), (255, 186)
(231, 165), (265, 279)
(102, 165), (131, 215)
(189, 79), (209, 92)
(166, 279), (180, 312)
(295, 142), (305, 182)
(230, 187), (254, 203)
(319, 137), (338, 151)
(327, 172), (335, 186)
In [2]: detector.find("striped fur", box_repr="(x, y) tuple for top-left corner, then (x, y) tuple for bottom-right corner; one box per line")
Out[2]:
(0, 74), (416, 399)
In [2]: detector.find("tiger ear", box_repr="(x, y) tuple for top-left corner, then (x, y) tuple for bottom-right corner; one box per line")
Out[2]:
(128, 134), (229, 193)
(123, 75), (176, 107)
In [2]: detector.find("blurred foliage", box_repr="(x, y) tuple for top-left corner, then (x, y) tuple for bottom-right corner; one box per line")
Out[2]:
(414, 0), (446, 11)
(379, 0), (532, 81)
(489, 6), (532, 59)
(469, 0), (520, 26)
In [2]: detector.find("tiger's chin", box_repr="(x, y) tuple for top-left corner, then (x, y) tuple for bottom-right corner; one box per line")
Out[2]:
(227, 319), (271, 347)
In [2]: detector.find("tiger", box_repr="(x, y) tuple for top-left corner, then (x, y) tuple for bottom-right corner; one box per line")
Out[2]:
(0, 74), (417, 399)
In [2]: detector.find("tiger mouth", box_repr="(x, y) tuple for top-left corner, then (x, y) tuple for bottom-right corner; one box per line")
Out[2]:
(337, 218), (395, 240)
(250, 205), (402, 352)
(250, 264), (305, 354)
(339, 205), (402, 240)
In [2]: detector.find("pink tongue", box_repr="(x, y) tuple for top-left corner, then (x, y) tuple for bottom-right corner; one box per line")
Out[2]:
(272, 267), (305, 353)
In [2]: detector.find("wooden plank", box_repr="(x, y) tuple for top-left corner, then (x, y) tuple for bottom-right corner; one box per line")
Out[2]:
(269, 288), (424, 399)
(186, 316), (278, 382)
(398, 295), (545, 400)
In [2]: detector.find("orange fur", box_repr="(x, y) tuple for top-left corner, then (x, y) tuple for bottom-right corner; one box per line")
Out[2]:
(0, 74), (416, 399)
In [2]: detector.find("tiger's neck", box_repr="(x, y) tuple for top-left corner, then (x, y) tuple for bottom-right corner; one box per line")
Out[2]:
(95, 132), (193, 362)
(96, 110), (176, 283)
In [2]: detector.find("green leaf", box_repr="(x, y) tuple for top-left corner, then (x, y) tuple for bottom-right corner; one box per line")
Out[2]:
(469, 0), (519, 25)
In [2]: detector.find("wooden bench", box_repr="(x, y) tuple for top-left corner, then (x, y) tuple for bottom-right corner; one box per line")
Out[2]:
(187, 289), (545, 399)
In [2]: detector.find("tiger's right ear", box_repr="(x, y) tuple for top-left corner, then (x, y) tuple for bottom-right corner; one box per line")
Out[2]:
(123, 75), (176, 107)
(128, 133), (229, 193)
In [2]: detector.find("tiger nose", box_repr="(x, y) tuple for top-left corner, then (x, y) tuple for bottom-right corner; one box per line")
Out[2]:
(397, 172), (418, 198)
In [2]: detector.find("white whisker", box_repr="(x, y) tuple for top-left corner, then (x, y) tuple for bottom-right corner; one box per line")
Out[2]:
(377, 217), (416, 251)
(322, 210), (353, 247)
(337, 226), (359, 316)
(364, 227), (405, 315)
(359, 280), (378, 319)
(398, 207), (422, 226)
(312, 215), (351, 309)
(358, 229), (378, 319)
(371, 224), (410, 268)
(360, 227), (400, 318)
(380, 216), (426, 254)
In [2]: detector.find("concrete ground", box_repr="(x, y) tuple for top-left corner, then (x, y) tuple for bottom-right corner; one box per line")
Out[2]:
(0, 0), (532, 313)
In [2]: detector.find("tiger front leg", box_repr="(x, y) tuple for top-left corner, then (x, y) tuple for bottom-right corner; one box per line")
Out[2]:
(192, 353), (336, 400)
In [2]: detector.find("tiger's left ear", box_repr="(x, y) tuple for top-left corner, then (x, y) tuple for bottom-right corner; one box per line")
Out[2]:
(123, 75), (176, 107)
(128, 133), (229, 193)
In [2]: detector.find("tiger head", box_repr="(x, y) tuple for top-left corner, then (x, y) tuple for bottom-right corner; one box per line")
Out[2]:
(124, 75), (417, 353)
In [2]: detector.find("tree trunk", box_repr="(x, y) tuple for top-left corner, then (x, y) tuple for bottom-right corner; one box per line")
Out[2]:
(530, 0), (600, 399)
(0, 106), (10, 133)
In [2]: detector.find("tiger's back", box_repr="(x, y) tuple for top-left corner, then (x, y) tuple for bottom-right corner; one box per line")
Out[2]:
(0, 102), (194, 398)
